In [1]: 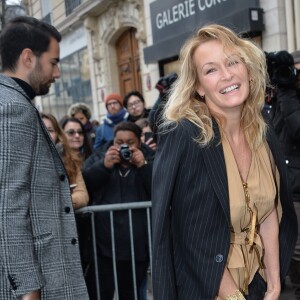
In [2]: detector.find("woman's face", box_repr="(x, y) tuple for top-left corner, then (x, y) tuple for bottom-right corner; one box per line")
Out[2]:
(43, 118), (58, 143)
(64, 121), (84, 152)
(74, 111), (88, 126)
(195, 40), (250, 116)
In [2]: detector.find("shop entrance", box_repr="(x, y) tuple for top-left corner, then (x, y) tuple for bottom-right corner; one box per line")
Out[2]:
(116, 28), (142, 96)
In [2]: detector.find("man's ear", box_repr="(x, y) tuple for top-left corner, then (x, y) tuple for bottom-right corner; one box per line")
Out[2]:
(20, 48), (36, 69)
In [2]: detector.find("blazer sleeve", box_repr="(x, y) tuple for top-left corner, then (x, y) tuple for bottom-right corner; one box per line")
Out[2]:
(0, 101), (45, 295)
(152, 123), (186, 300)
(71, 170), (89, 210)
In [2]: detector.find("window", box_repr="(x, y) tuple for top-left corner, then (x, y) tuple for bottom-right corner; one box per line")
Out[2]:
(42, 13), (51, 25)
(65, 0), (82, 16)
(41, 0), (52, 24)
(40, 47), (92, 120)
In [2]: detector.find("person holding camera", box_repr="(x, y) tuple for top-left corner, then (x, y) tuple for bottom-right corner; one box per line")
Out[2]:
(268, 49), (300, 299)
(82, 121), (154, 300)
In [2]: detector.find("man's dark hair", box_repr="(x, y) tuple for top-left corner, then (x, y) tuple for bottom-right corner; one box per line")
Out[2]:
(0, 16), (61, 72)
(123, 91), (145, 108)
(114, 121), (142, 140)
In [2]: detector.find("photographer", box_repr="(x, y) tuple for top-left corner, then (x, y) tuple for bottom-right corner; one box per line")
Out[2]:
(148, 72), (178, 141)
(82, 122), (154, 300)
(268, 50), (300, 299)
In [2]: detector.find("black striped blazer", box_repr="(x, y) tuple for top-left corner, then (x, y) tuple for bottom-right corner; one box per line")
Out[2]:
(152, 118), (297, 299)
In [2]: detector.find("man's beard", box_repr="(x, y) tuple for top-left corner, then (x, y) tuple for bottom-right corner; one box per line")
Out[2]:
(28, 60), (52, 96)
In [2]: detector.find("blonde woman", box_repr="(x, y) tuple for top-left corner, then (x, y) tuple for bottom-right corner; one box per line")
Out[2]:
(152, 24), (297, 300)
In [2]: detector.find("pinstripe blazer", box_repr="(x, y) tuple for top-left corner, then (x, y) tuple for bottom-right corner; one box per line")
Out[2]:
(0, 75), (89, 299)
(152, 118), (297, 300)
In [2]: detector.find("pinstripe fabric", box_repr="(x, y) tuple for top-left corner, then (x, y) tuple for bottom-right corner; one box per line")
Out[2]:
(0, 75), (89, 299)
(152, 118), (297, 300)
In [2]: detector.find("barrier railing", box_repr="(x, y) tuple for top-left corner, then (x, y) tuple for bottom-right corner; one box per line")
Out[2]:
(76, 201), (152, 300)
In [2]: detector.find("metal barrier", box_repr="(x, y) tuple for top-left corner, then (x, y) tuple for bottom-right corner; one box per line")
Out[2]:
(76, 201), (152, 300)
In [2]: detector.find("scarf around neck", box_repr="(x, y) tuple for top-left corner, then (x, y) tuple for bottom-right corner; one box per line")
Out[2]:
(106, 108), (128, 125)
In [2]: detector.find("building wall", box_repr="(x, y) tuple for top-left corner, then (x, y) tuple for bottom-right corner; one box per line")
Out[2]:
(260, 0), (288, 51)
(25, 0), (160, 120)
(24, 0), (300, 120)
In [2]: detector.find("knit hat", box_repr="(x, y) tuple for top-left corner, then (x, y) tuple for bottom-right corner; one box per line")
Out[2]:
(291, 50), (300, 64)
(104, 93), (123, 107)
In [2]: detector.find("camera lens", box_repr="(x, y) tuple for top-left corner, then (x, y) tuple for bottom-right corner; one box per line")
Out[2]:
(120, 145), (132, 161)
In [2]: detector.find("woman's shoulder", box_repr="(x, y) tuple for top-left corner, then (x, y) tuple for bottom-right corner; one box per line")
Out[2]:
(159, 118), (200, 137)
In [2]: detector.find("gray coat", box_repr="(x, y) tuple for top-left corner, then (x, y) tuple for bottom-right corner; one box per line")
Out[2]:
(0, 75), (89, 299)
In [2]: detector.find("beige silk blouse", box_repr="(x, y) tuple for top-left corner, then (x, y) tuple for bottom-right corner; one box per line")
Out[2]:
(220, 137), (282, 296)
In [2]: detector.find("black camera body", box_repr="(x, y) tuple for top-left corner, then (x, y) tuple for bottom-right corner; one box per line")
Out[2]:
(155, 72), (178, 95)
(119, 144), (132, 161)
(266, 50), (299, 87)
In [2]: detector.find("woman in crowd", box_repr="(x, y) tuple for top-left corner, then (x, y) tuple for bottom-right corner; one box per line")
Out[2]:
(152, 24), (297, 299)
(42, 113), (90, 278)
(41, 113), (89, 210)
(61, 117), (93, 165)
(135, 118), (157, 151)
(68, 102), (97, 146)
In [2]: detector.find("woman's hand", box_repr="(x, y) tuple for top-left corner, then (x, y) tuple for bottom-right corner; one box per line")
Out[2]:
(145, 137), (157, 150)
(22, 290), (40, 300)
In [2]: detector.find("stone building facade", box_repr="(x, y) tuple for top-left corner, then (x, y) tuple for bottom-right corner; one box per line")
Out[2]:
(23, 0), (300, 121)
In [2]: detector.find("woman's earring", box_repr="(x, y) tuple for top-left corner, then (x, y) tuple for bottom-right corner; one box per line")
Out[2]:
(200, 94), (205, 100)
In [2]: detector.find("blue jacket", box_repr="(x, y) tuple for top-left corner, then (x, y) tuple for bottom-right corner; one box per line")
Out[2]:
(94, 108), (128, 150)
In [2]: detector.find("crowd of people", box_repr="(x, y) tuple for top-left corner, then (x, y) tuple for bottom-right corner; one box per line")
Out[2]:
(0, 15), (300, 300)
(41, 94), (157, 300)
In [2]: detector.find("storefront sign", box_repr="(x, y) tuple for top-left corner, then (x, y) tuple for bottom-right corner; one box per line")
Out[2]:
(144, 0), (262, 63)
(150, 0), (260, 44)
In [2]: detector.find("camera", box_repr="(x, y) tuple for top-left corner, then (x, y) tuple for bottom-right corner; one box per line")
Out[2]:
(265, 50), (299, 87)
(119, 144), (132, 161)
(155, 72), (178, 95)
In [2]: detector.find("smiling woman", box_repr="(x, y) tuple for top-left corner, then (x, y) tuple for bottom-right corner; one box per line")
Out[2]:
(61, 117), (93, 163)
(152, 23), (298, 300)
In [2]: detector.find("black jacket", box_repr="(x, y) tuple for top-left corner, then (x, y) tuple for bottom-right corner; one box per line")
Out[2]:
(270, 87), (300, 202)
(82, 142), (154, 261)
(127, 108), (150, 123)
(152, 118), (297, 299)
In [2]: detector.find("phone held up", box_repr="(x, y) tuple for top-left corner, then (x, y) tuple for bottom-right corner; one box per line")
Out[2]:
(144, 132), (153, 143)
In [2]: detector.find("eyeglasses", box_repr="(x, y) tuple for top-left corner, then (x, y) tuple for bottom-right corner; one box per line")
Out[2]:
(65, 129), (84, 136)
(107, 101), (120, 108)
(127, 99), (142, 109)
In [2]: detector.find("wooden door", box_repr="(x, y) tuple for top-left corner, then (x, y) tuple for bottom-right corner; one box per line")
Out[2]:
(116, 28), (142, 97)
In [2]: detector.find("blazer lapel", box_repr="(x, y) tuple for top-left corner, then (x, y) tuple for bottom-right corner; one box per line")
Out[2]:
(202, 121), (230, 225)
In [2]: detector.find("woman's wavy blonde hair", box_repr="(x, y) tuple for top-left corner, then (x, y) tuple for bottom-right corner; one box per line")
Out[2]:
(163, 24), (267, 150)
